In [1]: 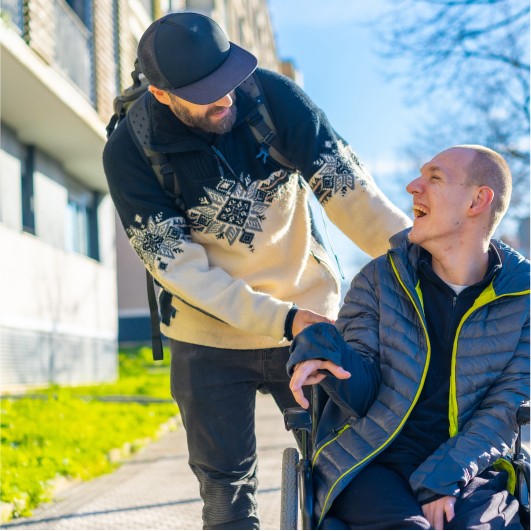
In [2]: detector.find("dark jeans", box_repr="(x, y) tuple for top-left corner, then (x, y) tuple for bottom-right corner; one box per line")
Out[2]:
(169, 340), (299, 530)
(326, 462), (522, 530)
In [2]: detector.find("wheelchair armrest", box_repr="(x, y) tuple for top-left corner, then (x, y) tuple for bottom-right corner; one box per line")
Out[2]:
(283, 407), (312, 432)
(517, 403), (530, 425)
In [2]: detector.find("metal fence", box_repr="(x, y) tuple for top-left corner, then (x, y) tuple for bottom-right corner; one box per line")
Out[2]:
(53, 0), (94, 102)
(1, 0), (24, 34)
(137, 0), (152, 16)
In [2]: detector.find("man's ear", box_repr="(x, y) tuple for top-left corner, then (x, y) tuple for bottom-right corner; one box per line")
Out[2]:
(468, 186), (494, 217)
(148, 85), (172, 106)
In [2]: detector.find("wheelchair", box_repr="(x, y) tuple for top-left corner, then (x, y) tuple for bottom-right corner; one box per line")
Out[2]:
(280, 387), (530, 530)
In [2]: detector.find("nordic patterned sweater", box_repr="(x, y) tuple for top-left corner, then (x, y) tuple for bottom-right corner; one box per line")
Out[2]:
(103, 68), (411, 349)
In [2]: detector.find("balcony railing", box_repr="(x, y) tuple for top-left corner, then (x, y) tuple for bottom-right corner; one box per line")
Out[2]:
(3, 0), (95, 104)
(53, 0), (94, 103)
(137, 0), (153, 16)
(1, 0), (24, 34)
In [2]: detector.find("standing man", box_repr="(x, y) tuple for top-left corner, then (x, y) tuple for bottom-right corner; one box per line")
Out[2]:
(289, 145), (529, 529)
(103, 12), (410, 529)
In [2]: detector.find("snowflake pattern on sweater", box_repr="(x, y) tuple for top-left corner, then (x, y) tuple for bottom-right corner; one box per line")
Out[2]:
(310, 140), (367, 204)
(125, 139), (368, 269)
(127, 213), (190, 272)
(187, 169), (291, 251)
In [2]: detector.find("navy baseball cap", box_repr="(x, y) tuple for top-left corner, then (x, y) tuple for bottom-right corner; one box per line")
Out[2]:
(137, 12), (258, 105)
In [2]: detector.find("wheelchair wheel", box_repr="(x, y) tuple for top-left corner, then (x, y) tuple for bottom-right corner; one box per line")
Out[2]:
(280, 447), (299, 530)
(514, 458), (530, 528)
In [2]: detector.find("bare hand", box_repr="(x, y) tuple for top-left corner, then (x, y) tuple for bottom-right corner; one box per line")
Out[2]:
(289, 359), (351, 409)
(292, 309), (334, 338)
(422, 495), (456, 529)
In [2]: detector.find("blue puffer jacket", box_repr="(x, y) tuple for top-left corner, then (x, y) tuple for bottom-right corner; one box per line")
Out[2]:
(288, 230), (530, 527)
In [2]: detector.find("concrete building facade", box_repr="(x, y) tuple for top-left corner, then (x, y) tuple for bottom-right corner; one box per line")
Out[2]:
(0, 0), (159, 388)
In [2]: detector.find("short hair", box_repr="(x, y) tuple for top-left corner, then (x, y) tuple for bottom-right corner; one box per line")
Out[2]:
(456, 145), (512, 234)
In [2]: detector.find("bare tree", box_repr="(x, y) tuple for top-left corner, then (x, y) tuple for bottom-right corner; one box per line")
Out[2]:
(376, 0), (530, 219)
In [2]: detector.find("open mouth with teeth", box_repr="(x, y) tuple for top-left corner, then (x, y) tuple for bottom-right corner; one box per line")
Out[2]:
(413, 205), (428, 218)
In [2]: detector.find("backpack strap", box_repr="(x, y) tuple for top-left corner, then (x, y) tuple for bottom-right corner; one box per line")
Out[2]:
(240, 74), (345, 281)
(125, 95), (189, 362)
(143, 149), (187, 212)
(239, 74), (297, 171)
(126, 96), (186, 209)
(145, 269), (164, 361)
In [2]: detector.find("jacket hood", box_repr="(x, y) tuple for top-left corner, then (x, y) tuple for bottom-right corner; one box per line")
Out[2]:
(491, 239), (530, 295)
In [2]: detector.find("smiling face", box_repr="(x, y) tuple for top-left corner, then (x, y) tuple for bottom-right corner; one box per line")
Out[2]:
(406, 148), (478, 253)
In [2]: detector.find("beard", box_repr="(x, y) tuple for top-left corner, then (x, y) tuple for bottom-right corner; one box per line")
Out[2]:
(169, 93), (237, 135)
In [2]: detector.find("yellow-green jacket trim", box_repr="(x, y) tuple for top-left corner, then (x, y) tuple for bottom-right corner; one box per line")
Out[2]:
(448, 283), (531, 437)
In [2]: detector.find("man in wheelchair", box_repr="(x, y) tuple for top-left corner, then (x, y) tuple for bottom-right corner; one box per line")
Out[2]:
(288, 145), (530, 529)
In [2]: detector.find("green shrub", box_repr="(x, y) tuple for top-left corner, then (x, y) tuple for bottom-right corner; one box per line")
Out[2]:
(118, 345), (171, 377)
(0, 346), (177, 520)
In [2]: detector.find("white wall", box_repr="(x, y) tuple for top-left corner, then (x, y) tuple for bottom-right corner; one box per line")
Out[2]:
(0, 225), (118, 387)
(0, 127), (119, 389)
(0, 226), (117, 337)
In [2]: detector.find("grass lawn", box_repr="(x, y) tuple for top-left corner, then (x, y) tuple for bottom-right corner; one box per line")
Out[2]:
(0, 346), (177, 520)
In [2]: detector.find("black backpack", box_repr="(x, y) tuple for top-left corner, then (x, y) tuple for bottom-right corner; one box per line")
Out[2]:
(106, 61), (299, 360)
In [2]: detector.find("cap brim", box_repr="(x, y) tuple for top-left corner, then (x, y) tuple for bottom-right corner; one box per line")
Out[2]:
(168, 42), (258, 105)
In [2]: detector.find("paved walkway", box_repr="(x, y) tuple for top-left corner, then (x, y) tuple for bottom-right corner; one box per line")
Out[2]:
(2, 394), (296, 530)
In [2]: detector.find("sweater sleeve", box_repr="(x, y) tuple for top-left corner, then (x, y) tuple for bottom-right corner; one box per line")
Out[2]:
(103, 121), (292, 341)
(409, 316), (530, 503)
(258, 69), (412, 258)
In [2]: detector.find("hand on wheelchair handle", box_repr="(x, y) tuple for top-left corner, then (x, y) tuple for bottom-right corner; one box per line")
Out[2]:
(289, 359), (351, 409)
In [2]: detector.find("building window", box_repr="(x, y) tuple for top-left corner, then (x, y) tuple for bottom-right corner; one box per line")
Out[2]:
(1, 0), (24, 34)
(66, 198), (89, 255)
(21, 146), (36, 234)
(32, 149), (100, 260)
(55, 0), (94, 102)
(134, 0), (154, 17)
(64, 192), (99, 259)
(64, 0), (90, 26)
(0, 123), (24, 232)
(0, 126), (101, 259)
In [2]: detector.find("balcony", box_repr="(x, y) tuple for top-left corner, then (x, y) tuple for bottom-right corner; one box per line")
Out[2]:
(137, 0), (153, 16)
(54, 0), (94, 103)
(1, 0), (23, 34)
(1, 0), (94, 103)
(1, 0), (106, 191)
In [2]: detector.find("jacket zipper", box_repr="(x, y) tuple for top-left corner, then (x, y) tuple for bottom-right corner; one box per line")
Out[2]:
(316, 254), (432, 526)
(312, 423), (351, 467)
(447, 283), (530, 437)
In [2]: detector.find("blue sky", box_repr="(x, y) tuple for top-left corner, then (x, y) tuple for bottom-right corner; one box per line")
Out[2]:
(269, 1), (416, 171)
(268, 0), (420, 279)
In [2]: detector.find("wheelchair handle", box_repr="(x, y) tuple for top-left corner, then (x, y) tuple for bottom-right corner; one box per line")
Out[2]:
(517, 403), (530, 425)
(284, 407), (312, 432)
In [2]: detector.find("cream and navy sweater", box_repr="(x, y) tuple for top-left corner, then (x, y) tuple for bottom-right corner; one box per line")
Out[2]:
(103, 68), (411, 349)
